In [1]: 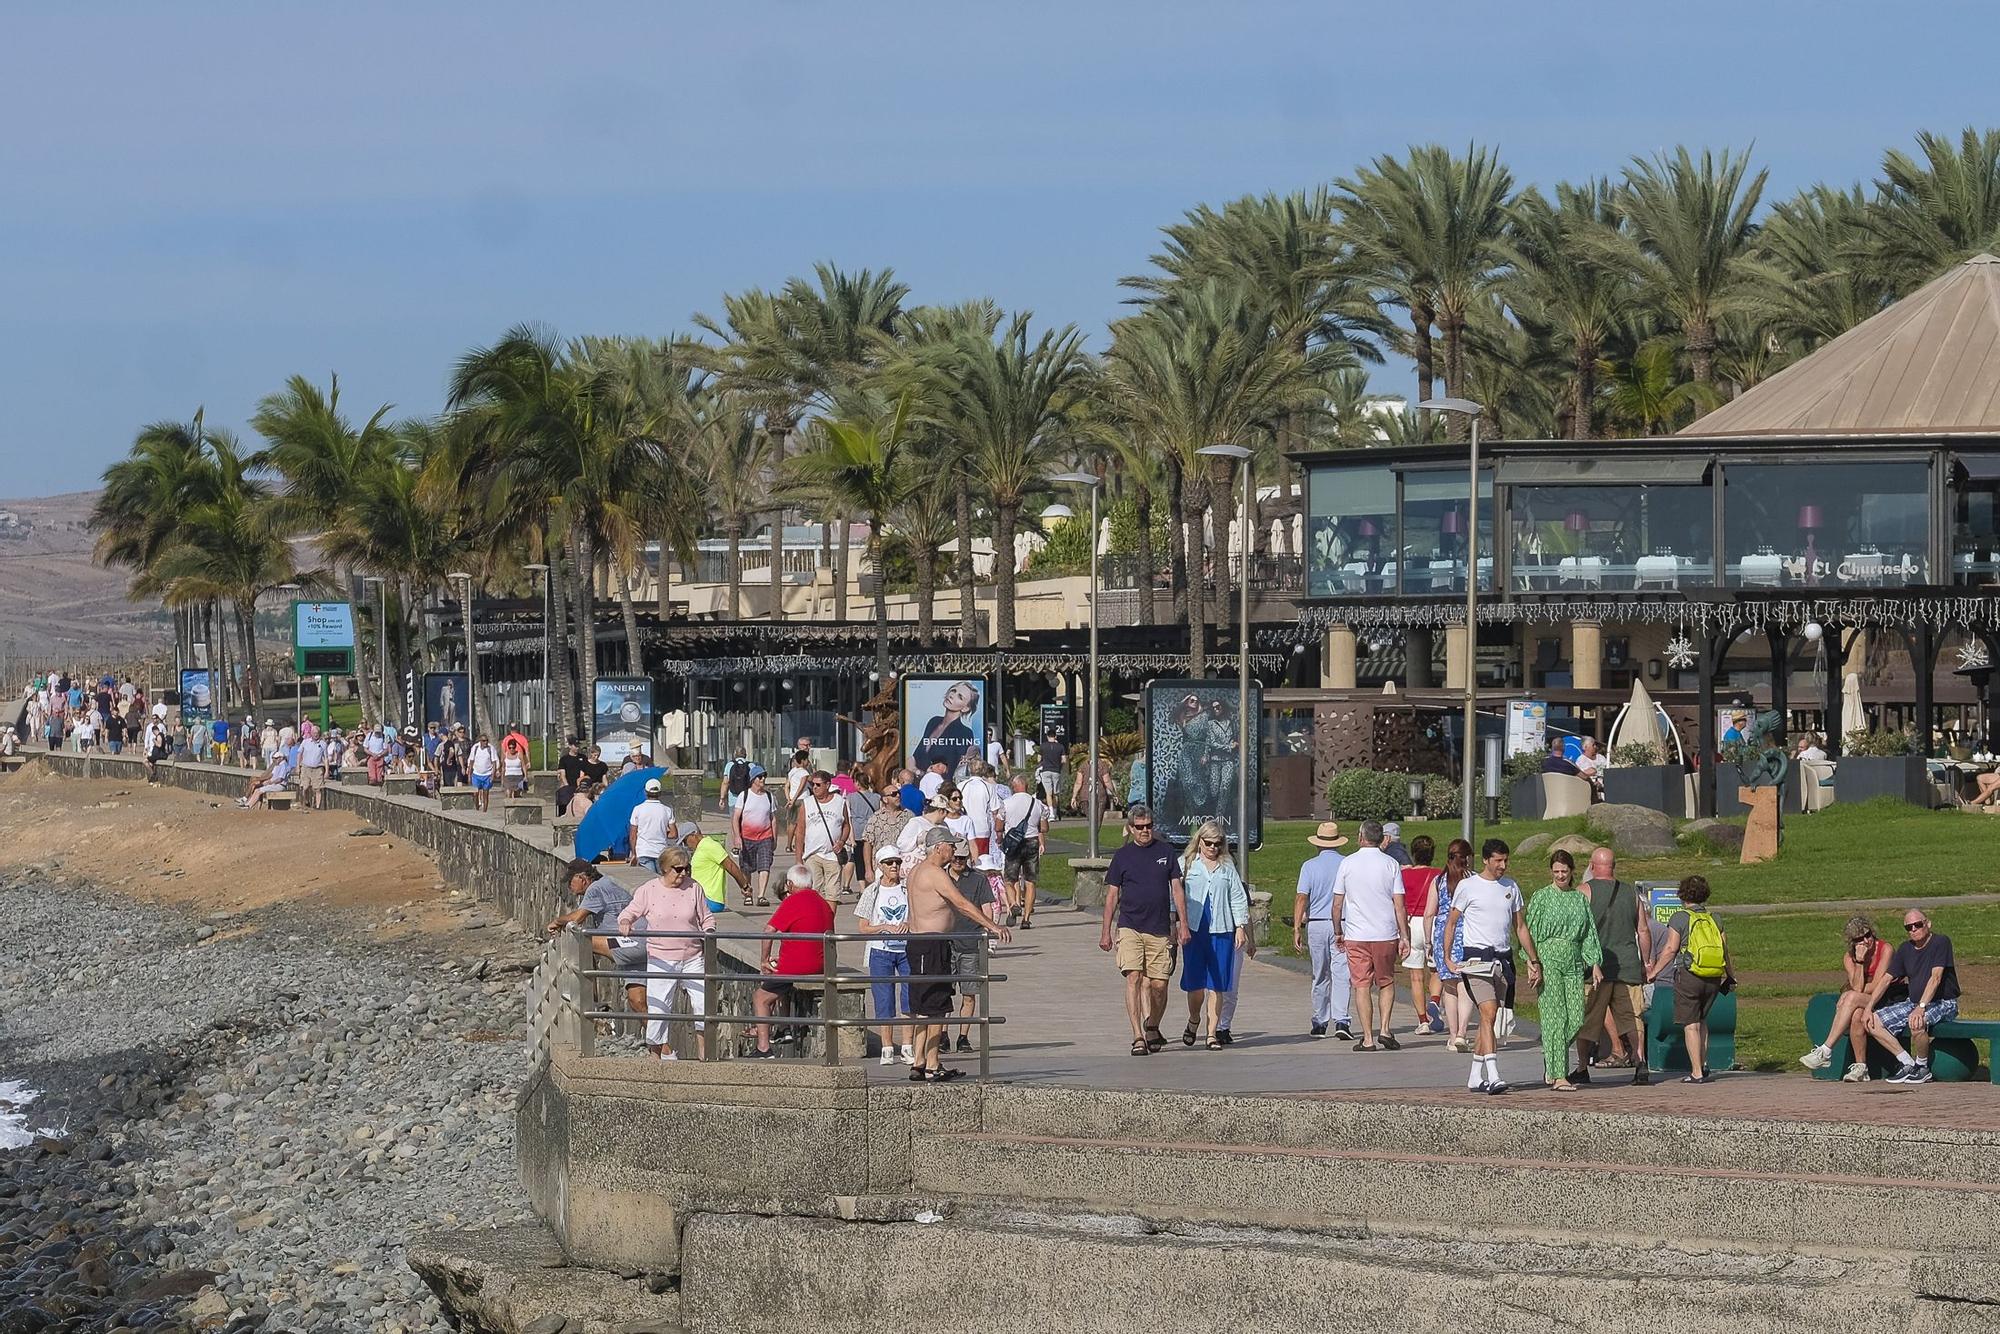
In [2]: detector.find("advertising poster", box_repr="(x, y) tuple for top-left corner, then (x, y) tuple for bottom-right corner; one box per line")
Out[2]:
(1038, 702), (1069, 745)
(179, 669), (214, 728)
(593, 676), (655, 765)
(1505, 699), (1547, 757)
(292, 601), (356, 674)
(900, 675), (988, 775)
(1144, 679), (1263, 850)
(422, 672), (470, 735)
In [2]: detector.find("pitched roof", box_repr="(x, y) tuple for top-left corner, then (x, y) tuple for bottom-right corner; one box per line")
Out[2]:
(1680, 253), (2000, 436)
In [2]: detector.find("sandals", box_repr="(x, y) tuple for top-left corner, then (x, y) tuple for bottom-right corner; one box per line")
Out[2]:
(1353, 1043), (1382, 1053)
(1143, 1027), (1166, 1054)
(1206, 1037), (1224, 1051)
(1679, 1073), (1711, 1084)
(1130, 1039), (1150, 1057)
(1550, 1080), (1579, 1092)
(1181, 1024), (1198, 1048)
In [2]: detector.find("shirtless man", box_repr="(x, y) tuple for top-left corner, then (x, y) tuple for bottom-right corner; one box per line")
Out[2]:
(905, 825), (1010, 1081)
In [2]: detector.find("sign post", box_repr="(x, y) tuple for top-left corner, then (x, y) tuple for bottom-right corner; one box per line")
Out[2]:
(293, 602), (354, 735)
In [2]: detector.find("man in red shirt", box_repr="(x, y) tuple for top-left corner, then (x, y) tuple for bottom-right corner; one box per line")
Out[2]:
(747, 864), (836, 1058)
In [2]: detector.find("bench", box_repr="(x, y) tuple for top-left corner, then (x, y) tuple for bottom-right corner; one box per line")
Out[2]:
(383, 773), (419, 797)
(503, 800), (543, 827)
(1642, 983), (1737, 1074)
(526, 770), (562, 801)
(1804, 992), (1993, 1082)
(339, 768), (373, 787)
(438, 785), (479, 812)
(0, 754), (26, 773)
(263, 790), (296, 812)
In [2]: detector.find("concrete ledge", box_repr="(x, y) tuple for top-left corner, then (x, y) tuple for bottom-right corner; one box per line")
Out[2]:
(526, 770), (561, 800)
(504, 799), (543, 826)
(339, 768), (372, 787)
(408, 1225), (682, 1334)
(1068, 857), (1110, 911)
(439, 785), (478, 811)
(553, 819), (580, 847)
(383, 773), (419, 797)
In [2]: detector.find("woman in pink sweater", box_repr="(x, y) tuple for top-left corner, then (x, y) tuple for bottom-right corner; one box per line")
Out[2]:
(617, 847), (717, 1059)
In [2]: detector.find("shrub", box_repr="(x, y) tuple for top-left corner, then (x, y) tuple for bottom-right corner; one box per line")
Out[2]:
(1842, 728), (1919, 758)
(1612, 741), (1665, 767)
(1326, 768), (1445, 822)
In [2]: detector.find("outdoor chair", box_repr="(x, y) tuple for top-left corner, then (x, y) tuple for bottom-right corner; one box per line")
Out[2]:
(1798, 758), (1837, 813)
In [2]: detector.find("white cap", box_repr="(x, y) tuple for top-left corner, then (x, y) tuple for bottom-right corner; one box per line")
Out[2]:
(644, 778), (662, 794)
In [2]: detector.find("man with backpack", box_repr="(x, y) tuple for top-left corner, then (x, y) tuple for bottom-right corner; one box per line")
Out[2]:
(1644, 874), (1733, 1084)
(998, 773), (1050, 930)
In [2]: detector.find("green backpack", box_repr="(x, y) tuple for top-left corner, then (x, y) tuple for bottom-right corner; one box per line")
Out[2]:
(1684, 910), (1728, 979)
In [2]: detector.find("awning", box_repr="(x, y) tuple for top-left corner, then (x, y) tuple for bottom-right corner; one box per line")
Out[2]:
(1495, 456), (1712, 486)
(1954, 453), (2000, 481)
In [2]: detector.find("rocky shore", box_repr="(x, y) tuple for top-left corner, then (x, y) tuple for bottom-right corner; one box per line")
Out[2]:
(0, 859), (541, 1332)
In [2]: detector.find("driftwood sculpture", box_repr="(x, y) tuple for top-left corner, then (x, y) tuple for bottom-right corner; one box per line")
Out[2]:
(837, 678), (902, 792)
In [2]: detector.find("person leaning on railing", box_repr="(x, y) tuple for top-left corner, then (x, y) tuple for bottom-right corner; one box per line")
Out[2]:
(547, 858), (649, 1023)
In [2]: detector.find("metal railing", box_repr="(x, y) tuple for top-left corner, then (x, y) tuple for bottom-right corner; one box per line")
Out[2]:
(556, 928), (1008, 1078)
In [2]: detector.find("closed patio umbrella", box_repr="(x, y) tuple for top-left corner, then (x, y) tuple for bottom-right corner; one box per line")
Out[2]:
(1840, 671), (1866, 741)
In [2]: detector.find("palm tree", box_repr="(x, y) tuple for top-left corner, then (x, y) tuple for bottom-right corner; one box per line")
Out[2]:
(1506, 181), (1634, 439)
(886, 470), (955, 646)
(1863, 127), (2000, 292)
(1614, 146), (1768, 392)
(914, 313), (1091, 648)
(1748, 184), (1896, 349)
(1600, 339), (1718, 436)
(688, 389), (774, 621)
(1339, 144), (1515, 436)
(786, 391), (915, 675)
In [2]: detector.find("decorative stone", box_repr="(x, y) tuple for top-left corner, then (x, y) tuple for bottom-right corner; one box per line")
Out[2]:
(1515, 832), (1553, 856)
(1737, 786), (1779, 865)
(439, 787), (478, 812)
(1684, 817), (1744, 852)
(1067, 857), (1111, 911)
(1549, 834), (1601, 862)
(1582, 802), (1678, 858)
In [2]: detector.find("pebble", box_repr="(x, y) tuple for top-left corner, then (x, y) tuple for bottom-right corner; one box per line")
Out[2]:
(0, 871), (540, 1332)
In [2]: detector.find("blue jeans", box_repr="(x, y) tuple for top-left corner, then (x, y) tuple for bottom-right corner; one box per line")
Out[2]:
(869, 948), (911, 1020)
(637, 855), (661, 874)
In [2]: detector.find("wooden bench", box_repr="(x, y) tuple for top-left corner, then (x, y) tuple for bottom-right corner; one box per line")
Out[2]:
(439, 785), (479, 812)
(263, 790), (296, 812)
(1804, 991), (1993, 1082)
(503, 800), (543, 827)
(1642, 982), (1737, 1074)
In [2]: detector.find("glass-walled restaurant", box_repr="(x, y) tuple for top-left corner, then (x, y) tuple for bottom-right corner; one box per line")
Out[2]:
(1302, 442), (2000, 599)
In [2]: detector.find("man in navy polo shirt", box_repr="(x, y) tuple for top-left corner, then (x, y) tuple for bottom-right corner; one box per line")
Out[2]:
(1098, 804), (1190, 1056)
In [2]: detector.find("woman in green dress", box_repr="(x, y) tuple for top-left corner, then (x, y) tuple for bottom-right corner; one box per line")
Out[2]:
(1524, 849), (1604, 1092)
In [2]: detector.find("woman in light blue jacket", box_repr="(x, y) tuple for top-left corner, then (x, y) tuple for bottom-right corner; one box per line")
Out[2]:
(1179, 819), (1253, 1051)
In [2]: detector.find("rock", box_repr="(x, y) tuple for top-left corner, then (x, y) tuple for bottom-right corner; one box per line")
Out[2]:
(195, 926), (216, 942)
(1515, 832), (1553, 856)
(1582, 802), (1679, 858)
(1550, 834), (1601, 862)
(350, 827), (386, 837)
(522, 1317), (570, 1334)
(186, 1289), (230, 1320)
(1684, 817), (1744, 851)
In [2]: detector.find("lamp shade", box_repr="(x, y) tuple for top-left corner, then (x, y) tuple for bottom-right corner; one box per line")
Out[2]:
(1440, 508), (1463, 536)
(1358, 518), (1379, 539)
(1798, 504), (1823, 531)
(1564, 511), (1589, 534)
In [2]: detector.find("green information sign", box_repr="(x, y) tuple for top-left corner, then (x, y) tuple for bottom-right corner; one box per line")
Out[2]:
(292, 600), (356, 676)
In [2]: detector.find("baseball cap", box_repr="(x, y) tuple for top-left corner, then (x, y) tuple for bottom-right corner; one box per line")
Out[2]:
(924, 793), (949, 811)
(923, 825), (957, 850)
(1383, 821), (1402, 841)
(644, 778), (662, 794)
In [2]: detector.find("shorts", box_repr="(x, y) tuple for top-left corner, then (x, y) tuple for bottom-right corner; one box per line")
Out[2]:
(804, 854), (842, 897)
(1400, 919), (1430, 970)
(868, 948), (911, 1019)
(1873, 997), (1959, 1034)
(253, 783), (286, 800)
(1003, 846), (1041, 884)
(739, 838), (775, 873)
(758, 979), (797, 998)
(947, 938), (981, 996)
(1344, 938), (1400, 985)
(1115, 928), (1174, 981)
(607, 940), (650, 981)
(299, 766), (325, 791)
(470, 774), (493, 791)
(643, 957), (706, 1043)
(907, 939), (955, 1019)
(1462, 971), (1507, 1007)
(1672, 969), (1724, 1026)
(1036, 770), (1059, 792)
(1583, 980), (1646, 1039)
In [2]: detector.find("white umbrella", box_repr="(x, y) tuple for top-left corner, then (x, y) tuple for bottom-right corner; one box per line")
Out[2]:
(1840, 670), (1866, 740)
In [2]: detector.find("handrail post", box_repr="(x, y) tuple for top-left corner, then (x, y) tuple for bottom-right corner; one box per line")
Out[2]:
(701, 934), (719, 1061)
(976, 931), (991, 1080)
(565, 931), (596, 1059)
(822, 931), (840, 1067)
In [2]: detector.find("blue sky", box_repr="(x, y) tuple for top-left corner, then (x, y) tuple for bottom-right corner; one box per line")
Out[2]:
(2, 1), (1994, 495)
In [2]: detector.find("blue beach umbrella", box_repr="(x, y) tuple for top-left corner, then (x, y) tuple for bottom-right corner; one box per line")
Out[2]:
(574, 766), (666, 862)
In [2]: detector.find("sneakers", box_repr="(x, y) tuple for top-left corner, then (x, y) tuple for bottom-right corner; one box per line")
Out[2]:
(1309, 1022), (1328, 1039)
(1799, 1044), (1833, 1071)
(1216, 1029), (1233, 1046)
(1485, 1081), (1510, 1095)
(1331, 1022), (1356, 1041)
(1840, 1062), (1871, 1083)
(1446, 1036), (1472, 1054)
(1888, 1061), (1933, 1084)
(954, 1035), (972, 1053)
(1426, 999), (1445, 1028)
(746, 1046), (776, 1060)
(898, 1044), (915, 1065)
(880, 1048), (897, 1066)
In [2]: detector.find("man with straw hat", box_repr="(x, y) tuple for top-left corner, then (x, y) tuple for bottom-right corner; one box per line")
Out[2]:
(1292, 820), (1355, 1040)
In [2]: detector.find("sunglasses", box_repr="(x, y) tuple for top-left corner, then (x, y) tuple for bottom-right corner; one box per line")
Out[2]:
(1904, 922), (1926, 933)
(1129, 822), (1153, 831)
(1202, 838), (1224, 847)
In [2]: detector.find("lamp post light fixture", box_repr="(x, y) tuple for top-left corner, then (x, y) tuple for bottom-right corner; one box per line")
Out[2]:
(448, 572), (476, 742)
(1052, 470), (1104, 858)
(1197, 443), (1254, 869)
(1408, 774), (1426, 820)
(1417, 397), (1485, 844)
(523, 563), (551, 767)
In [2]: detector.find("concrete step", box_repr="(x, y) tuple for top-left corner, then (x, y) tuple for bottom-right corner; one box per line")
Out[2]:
(969, 1084), (2000, 1186)
(679, 1203), (1923, 1334)
(910, 1128), (2000, 1251)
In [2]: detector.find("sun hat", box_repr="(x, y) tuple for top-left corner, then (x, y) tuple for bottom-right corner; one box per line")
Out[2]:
(876, 848), (904, 863)
(1307, 820), (1349, 849)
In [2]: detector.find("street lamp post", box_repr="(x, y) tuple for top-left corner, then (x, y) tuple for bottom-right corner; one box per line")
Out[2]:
(1198, 444), (1253, 869)
(448, 572), (476, 742)
(1418, 397), (1485, 844)
(524, 563), (550, 767)
(1052, 471), (1103, 858)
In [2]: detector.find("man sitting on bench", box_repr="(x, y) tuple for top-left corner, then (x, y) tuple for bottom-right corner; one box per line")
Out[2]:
(1860, 910), (1959, 1085)
(238, 750), (293, 809)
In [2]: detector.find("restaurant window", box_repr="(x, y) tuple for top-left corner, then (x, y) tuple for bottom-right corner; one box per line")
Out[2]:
(1952, 455), (2000, 583)
(1398, 468), (1493, 593)
(1507, 481), (1714, 593)
(1723, 461), (1928, 588)
(1306, 463), (1396, 596)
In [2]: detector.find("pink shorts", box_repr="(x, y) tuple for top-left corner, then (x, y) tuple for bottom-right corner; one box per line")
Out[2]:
(1344, 938), (1400, 985)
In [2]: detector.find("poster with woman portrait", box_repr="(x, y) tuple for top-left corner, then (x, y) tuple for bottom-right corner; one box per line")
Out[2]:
(900, 675), (987, 775)
(422, 672), (469, 735)
(1144, 678), (1262, 850)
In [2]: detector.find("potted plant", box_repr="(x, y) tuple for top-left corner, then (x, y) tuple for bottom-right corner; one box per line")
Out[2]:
(1602, 740), (1686, 815)
(1833, 728), (1928, 805)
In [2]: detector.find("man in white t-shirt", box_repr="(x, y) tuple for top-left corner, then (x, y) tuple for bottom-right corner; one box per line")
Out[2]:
(467, 734), (499, 812)
(958, 760), (999, 858)
(897, 794), (951, 861)
(985, 737), (1005, 774)
(791, 769), (851, 899)
(1442, 838), (1542, 1095)
(997, 774), (1050, 928)
(296, 731), (328, 810)
(1331, 820), (1410, 1050)
(627, 779), (678, 872)
(1574, 737), (1605, 796)
(917, 761), (950, 805)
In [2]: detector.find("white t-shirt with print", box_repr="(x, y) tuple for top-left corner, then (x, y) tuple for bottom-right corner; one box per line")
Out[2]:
(1454, 874), (1523, 951)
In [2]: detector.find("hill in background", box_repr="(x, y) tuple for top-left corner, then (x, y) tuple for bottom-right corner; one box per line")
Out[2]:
(0, 491), (169, 671)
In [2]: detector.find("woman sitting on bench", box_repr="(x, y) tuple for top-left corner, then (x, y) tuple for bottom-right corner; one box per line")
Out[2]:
(1798, 915), (1900, 1081)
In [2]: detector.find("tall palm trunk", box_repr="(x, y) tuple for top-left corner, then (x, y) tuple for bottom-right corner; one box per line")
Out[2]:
(768, 421), (788, 622)
(834, 515), (851, 621)
(725, 516), (744, 621)
(914, 541), (937, 646)
(614, 556), (644, 676)
(1686, 314), (1717, 394)
(1412, 298), (1437, 406)
(1210, 459), (1235, 614)
(236, 598), (263, 708)
(1571, 341), (1598, 440)
(1167, 455), (1188, 610)
(573, 528), (599, 707)
(1183, 466), (1207, 678)
(1438, 307), (1469, 442)
(654, 532), (671, 616)
(993, 499), (1020, 649)
(868, 511), (889, 679)
(955, 467), (977, 646)
(545, 546), (579, 742)
(1135, 488), (1159, 625)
